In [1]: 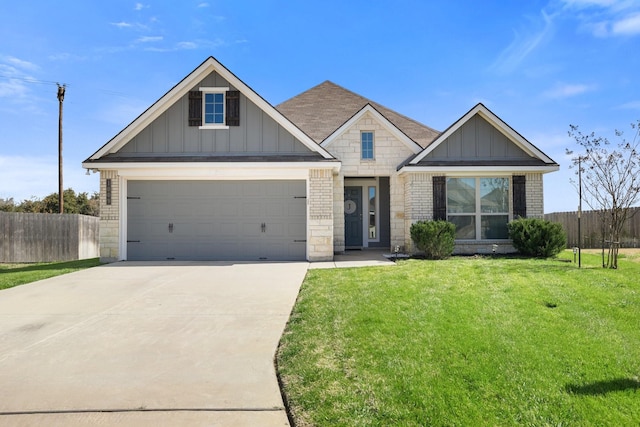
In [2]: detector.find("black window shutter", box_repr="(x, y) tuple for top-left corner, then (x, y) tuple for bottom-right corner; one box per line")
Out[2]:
(188, 91), (202, 127)
(512, 175), (527, 218)
(226, 90), (240, 126)
(433, 176), (447, 221)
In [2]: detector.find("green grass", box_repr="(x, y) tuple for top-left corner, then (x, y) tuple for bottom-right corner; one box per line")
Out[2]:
(0, 258), (102, 290)
(277, 251), (640, 426)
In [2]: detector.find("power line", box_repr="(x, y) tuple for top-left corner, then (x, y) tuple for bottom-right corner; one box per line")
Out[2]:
(0, 74), (65, 87)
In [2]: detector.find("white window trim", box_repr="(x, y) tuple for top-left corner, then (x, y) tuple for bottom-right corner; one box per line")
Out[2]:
(447, 176), (512, 241)
(199, 86), (230, 129)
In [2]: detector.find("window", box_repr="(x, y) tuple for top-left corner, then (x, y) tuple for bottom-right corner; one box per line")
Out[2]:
(368, 186), (377, 239)
(361, 131), (374, 159)
(199, 87), (229, 129)
(447, 177), (510, 240)
(205, 93), (224, 124)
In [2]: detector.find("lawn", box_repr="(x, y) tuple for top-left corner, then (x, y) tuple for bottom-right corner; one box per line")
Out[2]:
(277, 251), (640, 426)
(0, 258), (102, 290)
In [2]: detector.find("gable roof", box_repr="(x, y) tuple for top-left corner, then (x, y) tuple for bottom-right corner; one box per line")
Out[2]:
(276, 80), (440, 148)
(407, 103), (559, 169)
(84, 56), (334, 162)
(321, 104), (424, 154)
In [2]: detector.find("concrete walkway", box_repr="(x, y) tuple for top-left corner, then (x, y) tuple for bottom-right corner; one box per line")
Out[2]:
(0, 261), (308, 426)
(310, 249), (398, 269)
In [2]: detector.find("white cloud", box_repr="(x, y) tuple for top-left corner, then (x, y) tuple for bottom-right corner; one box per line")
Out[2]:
(542, 82), (595, 99)
(616, 100), (640, 109)
(134, 3), (149, 11)
(135, 36), (163, 43)
(612, 12), (640, 35)
(176, 41), (197, 50)
(197, 2), (210, 8)
(557, 0), (640, 37)
(489, 10), (555, 74)
(111, 21), (133, 28)
(2, 56), (39, 72)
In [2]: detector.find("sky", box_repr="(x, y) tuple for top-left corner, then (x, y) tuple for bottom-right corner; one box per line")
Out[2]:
(1, 0), (639, 213)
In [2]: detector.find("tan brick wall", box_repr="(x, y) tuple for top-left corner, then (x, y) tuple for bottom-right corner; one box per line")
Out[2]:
(403, 172), (438, 252)
(526, 172), (544, 218)
(328, 111), (416, 252)
(308, 169), (334, 261)
(99, 170), (120, 262)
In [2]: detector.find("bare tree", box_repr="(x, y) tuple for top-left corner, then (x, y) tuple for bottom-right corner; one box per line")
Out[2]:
(567, 121), (640, 268)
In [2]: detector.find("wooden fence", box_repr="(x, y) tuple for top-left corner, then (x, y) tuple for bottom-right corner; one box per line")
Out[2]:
(545, 208), (640, 249)
(0, 212), (99, 263)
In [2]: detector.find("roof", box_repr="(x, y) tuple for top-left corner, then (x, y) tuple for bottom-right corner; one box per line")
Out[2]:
(276, 81), (440, 148)
(83, 57), (334, 165)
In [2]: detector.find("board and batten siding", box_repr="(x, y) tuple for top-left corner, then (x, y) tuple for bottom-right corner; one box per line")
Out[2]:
(117, 71), (313, 156)
(427, 115), (531, 160)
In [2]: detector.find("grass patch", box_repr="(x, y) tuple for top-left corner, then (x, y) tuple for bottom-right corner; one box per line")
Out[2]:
(277, 251), (640, 426)
(0, 258), (102, 290)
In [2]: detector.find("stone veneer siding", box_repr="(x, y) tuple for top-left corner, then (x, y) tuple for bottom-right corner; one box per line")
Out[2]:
(99, 170), (120, 262)
(328, 112), (416, 253)
(308, 168), (334, 261)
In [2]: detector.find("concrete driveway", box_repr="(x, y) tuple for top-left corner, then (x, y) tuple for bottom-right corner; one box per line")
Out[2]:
(0, 261), (308, 426)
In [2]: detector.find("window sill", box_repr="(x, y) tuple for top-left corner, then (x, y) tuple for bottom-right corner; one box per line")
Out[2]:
(199, 125), (230, 130)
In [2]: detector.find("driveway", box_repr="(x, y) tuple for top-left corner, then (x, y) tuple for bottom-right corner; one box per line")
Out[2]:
(0, 261), (308, 426)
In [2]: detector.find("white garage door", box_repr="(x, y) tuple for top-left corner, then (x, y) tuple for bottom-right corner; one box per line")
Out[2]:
(127, 180), (306, 261)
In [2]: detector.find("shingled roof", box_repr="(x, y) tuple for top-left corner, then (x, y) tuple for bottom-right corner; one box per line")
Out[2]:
(276, 81), (440, 148)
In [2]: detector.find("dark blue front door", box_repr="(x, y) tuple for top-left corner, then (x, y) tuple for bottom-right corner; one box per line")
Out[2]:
(344, 186), (362, 247)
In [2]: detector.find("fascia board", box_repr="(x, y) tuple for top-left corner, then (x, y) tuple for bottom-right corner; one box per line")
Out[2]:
(398, 164), (560, 175)
(82, 161), (340, 180)
(321, 104), (423, 154)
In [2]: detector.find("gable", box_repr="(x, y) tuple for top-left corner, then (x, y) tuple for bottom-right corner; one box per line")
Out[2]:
(322, 104), (423, 154)
(425, 115), (531, 161)
(84, 57), (333, 164)
(406, 103), (559, 171)
(115, 70), (314, 156)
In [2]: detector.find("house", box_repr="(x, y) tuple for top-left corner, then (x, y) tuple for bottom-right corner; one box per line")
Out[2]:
(83, 56), (559, 262)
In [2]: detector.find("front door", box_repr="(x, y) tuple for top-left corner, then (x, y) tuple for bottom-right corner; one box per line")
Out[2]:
(344, 186), (362, 247)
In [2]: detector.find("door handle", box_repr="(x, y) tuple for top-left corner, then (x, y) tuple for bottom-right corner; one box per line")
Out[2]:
(168, 223), (174, 233)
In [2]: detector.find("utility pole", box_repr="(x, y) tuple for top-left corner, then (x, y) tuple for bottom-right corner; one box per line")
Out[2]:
(57, 83), (66, 214)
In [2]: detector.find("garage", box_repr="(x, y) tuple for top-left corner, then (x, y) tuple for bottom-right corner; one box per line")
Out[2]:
(126, 180), (307, 261)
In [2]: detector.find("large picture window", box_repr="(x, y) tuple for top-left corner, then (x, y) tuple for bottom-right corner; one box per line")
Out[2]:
(447, 177), (510, 240)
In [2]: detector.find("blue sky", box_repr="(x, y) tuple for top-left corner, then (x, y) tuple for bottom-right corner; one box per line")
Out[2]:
(1, 0), (639, 213)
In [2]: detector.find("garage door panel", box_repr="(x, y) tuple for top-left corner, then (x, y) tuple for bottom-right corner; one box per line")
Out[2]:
(127, 180), (306, 261)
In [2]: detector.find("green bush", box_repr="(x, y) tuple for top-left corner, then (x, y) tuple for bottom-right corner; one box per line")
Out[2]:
(410, 220), (456, 259)
(507, 218), (566, 258)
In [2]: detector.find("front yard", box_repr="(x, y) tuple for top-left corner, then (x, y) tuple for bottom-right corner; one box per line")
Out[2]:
(277, 251), (640, 426)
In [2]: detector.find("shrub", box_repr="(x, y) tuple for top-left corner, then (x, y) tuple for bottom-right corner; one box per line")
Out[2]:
(410, 220), (456, 259)
(507, 218), (566, 258)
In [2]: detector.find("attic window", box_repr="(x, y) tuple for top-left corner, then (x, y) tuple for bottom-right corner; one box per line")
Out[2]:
(199, 87), (229, 129)
(188, 88), (240, 128)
